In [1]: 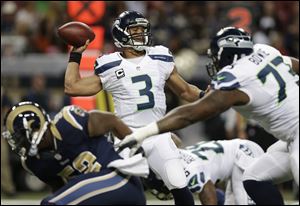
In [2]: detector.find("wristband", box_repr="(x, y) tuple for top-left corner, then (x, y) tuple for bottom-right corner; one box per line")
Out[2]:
(135, 122), (160, 142)
(69, 52), (82, 64)
(199, 90), (206, 98)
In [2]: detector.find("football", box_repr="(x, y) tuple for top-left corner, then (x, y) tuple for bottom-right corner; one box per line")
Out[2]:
(57, 21), (95, 47)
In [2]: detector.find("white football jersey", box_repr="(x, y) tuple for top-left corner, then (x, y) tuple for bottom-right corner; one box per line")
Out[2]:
(94, 46), (174, 128)
(211, 44), (299, 141)
(180, 139), (262, 193)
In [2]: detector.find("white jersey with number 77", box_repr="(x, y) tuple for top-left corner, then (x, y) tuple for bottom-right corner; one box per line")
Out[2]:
(211, 44), (299, 141)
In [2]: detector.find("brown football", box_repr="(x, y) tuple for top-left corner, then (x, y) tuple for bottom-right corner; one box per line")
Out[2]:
(57, 21), (95, 47)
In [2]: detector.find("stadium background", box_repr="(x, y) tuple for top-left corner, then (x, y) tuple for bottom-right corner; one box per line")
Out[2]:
(1, 1), (299, 204)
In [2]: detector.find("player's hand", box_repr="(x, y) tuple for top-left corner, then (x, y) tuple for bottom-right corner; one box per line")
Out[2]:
(200, 85), (212, 98)
(116, 133), (139, 152)
(205, 85), (211, 93)
(115, 122), (159, 152)
(71, 39), (90, 53)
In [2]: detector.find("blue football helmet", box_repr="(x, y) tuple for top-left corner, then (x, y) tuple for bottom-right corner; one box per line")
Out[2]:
(2, 101), (51, 158)
(206, 27), (254, 78)
(111, 11), (152, 51)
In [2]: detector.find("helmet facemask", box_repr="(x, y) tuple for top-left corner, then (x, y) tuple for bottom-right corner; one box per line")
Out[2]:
(125, 23), (152, 51)
(206, 48), (220, 79)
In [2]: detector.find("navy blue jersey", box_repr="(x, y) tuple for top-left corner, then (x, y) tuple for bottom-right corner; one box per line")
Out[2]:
(24, 106), (121, 186)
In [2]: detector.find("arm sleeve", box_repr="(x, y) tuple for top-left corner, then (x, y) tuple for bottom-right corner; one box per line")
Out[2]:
(211, 69), (241, 91)
(187, 170), (210, 193)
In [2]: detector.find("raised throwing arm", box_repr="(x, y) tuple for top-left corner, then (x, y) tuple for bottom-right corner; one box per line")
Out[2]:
(64, 40), (102, 96)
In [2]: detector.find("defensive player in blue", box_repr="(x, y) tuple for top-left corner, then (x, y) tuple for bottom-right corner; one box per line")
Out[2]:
(2, 101), (148, 205)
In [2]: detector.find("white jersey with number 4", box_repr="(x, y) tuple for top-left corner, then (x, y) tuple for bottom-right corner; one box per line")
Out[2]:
(94, 45), (174, 128)
(211, 44), (299, 141)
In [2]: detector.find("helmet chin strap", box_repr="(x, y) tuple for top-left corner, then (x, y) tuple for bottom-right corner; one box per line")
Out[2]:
(233, 54), (238, 64)
(217, 47), (224, 61)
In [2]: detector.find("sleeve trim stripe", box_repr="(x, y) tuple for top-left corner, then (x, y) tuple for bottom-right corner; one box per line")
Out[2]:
(216, 71), (237, 83)
(271, 56), (283, 66)
(95, 60), (122, 75)
(219, 82), (241, 90)
(148, 55), (174, 62)
(211, 80), (239, 88)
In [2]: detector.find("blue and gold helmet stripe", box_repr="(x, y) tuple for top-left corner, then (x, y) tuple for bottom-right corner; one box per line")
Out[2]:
(5, 103), (47, 134)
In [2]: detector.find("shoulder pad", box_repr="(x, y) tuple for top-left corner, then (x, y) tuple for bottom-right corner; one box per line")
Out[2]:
(94, 53), (122, 75)
(254, 43), (280, 56)
(211, 69), (240, 91)
(187, 170), (206, 193)
(61, 106), (87, 130)
(149, 45), (172, 55)
(148, 45), (174, 62)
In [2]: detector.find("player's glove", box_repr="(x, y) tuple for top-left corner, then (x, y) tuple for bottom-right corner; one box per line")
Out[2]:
(116, 122), (159, 152)
(116, 133), (139, 152)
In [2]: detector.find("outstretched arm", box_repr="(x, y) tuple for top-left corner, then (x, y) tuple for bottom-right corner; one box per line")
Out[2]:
(117, 89), (249, 150)
(157, 89), (248, 133)
(64, 41), (102, 96)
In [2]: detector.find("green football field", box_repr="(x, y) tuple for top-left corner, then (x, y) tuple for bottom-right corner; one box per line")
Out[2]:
(1, 190), (298, 205)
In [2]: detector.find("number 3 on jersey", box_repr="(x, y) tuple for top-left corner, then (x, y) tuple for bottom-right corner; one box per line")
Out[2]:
(132, 74), (155, 110)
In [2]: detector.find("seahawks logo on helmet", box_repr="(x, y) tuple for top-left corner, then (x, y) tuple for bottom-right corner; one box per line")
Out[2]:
(206, 27), (254, 78)
(2, 101), (51, 158)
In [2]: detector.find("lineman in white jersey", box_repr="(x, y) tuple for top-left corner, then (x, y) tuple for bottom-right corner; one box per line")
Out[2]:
(179, 139), (264, 205)
(118, 27), (299, 204)
(64, 11), (204, 205)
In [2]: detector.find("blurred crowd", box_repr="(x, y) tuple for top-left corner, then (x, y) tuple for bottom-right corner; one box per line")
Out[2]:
(1, 1), (299, 57)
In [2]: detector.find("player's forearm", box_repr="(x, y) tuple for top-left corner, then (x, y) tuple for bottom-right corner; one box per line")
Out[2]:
(133, 104), (201, 141)
(199, 183), (218, 205)
(64, 63), (101, 96)
(199, 193), (218, 205)
(157, 98), (221, 134)
(132, 91), (231, 143)
(181, 84), (202, 102)
(64, 62), (82, 96)
(112, 118), (132, 139)
(157, 104), (198, 133)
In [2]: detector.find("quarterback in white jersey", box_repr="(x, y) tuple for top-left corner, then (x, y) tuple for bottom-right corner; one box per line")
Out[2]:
(180, 139), (264, 205)
(119, 27), (299, 204)
(64, 11), (203, 205)
(94, 45), (176, 128)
